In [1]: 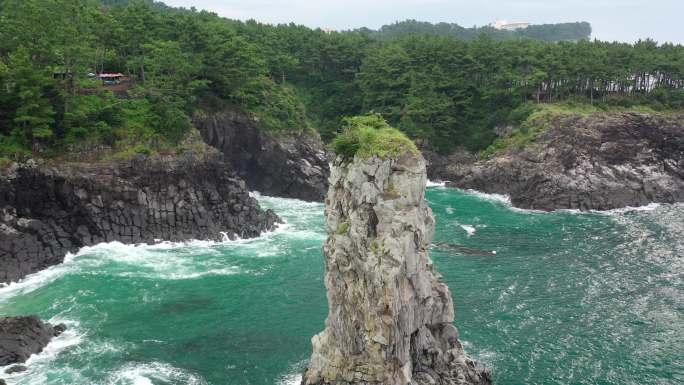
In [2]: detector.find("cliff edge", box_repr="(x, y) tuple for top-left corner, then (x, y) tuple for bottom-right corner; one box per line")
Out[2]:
(195, 110), (330, 202)
(0, 147), (279, 283)
(438, 112), (684, 210)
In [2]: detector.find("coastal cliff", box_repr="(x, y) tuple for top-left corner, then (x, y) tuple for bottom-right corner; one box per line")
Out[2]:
(0, 148), (279, 284)
(302, 117), (490, 385)
(434, 112), (684, 210)
(195, 110), (330, 202)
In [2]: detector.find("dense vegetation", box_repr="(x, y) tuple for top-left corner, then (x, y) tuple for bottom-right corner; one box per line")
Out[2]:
(329, 114), (417, 160)
(0, 0), (682, 161)
(356, 20), (592, 42)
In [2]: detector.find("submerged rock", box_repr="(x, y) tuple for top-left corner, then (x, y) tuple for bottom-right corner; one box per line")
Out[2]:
(302, 152), (490, 385)
(195, 110), (330, 202)
(0, 149), (279, 283)
(432, 243), (497, 257)
(436, 112), (684, 210)
(5, 365), (27, 374)
(0, 316), (65, 366)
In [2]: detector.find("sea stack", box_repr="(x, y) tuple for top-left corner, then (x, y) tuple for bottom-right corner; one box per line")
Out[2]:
(302, 116), (490, 385)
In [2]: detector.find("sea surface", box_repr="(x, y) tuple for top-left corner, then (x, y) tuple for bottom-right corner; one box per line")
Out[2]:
(0, 187), (682, 385)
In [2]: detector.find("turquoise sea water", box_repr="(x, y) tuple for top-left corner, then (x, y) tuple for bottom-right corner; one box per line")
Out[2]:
(0, 187), (682, 385)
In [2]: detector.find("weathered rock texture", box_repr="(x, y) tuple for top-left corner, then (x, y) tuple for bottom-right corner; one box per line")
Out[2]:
(438, 112), (684, 210)
(0, 316), (65, 366)
(195, 110), (330, 202)
(0, 150), (279, 283)
(302, 153), (490, 385)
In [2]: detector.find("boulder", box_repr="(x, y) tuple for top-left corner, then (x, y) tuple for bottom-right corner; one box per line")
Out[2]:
(0, 316), (64, 366)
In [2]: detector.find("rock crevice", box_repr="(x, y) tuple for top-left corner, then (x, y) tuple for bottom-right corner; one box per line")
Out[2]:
(302, 152), (490, 385)
(195, 110), (330, 202)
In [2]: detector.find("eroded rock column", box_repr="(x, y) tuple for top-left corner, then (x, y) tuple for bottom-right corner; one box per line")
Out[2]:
(302, 152), (491, 385)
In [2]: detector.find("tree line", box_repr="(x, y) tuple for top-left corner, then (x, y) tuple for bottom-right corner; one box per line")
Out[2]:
(0, 0), (682, 160)
(355, 20), (592, 43)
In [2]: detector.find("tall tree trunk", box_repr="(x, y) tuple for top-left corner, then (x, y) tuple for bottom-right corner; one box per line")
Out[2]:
(140, 59), (146, 84)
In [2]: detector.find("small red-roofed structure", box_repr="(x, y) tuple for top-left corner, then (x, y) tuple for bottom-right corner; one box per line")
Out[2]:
(98, 73), (124, 85)
(98, 73), (124, 79)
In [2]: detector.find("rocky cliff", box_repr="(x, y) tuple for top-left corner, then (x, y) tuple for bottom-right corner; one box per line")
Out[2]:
(0, 149), (279, 283)
(302, 152), (490, 385)
(195, 110), (330, 202)
(0, 316), (65, 367)
(436, 112), (684, 210)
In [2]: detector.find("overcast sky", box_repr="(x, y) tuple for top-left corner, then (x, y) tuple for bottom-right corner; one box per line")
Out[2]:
(161, 0), (683, 44)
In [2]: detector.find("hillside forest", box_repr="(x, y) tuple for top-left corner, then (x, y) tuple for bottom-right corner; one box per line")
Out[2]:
(0, 0), (682, 160)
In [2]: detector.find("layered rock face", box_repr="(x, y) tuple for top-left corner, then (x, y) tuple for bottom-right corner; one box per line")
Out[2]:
(438, 112), (684, 210)
(302, 153), (490, 385)
(0, 316), (65, 366)
(195, 110), (330, 202)
(0, 150), (279, 283)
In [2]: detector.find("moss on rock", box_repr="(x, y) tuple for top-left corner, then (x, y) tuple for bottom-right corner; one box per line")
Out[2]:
(329, 114), (418, 161)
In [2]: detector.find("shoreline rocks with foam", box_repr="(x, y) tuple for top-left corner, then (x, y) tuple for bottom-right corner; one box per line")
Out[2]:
(0, 149), (279, 284)
(0, 316), (65, 368)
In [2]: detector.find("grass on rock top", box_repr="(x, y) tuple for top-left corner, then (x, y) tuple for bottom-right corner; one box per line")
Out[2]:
(329, 114), (419, 161)
(477, 102), (672, 160)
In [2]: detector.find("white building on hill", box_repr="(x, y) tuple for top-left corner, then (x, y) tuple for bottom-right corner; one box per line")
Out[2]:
(493, 20), (531, 31)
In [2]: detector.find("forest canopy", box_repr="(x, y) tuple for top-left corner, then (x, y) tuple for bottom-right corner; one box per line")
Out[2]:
(0, 0), (682, 161)
(356, 20), (592, 42)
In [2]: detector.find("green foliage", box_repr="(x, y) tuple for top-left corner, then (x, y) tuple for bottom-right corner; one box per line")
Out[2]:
(0, 157), (14, 168)
(478, 102), (667, 159)
(106, 143), (155, 160)
(0, 0), (681, 161)
(6, 48), (57, 148)
(370, 240), (384, 256)
(385, 183), (400, 199)
(330, 114), (418, 160)
(335, 222), (350, 235)
(358, 20), (592, 42)
(252, 81), (312, 134)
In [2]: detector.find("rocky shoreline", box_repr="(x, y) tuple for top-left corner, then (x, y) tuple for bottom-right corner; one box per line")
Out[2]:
(195, 110), (684, 212)
(0, 316), (65, 371)
(0, 148), (279, 284)
(195, 110), (330, 202)
(428, 112), (684, 211)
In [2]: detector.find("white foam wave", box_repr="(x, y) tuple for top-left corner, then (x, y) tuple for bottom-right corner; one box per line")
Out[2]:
(462, 189), (512, 205)
(28, 319), (83, 364)
(276, 360), (308, 385)
(459, 187), (673, 216)
(2, 319), (84, 383)
(278, 373), (303, 385)
(460, 224), (477, 237)
(107, 362), (206, 385)
(0, 258), (77, 302)
(427, 180), (446, 188)
(0, 221), (297, 303)
(116, 266), (240, 280)
(593, 202), (662, 215)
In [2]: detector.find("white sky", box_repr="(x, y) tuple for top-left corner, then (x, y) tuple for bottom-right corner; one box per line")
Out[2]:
(162, 0), (683, 44)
